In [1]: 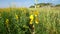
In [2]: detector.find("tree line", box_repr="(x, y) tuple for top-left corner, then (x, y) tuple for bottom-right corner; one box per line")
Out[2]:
(29, 3), (60, 8)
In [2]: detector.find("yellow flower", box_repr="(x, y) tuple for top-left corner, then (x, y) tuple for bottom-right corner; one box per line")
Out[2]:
(30, 21), (33, 24)
(5, 19), (9, 25)
(35, 18), (39, 24)
(15, 14), (18, 20)
(34, 11), (39, 17)
(29, 15), (34, 24)
(35, 21), (39, 24)
(29, 15), (34, 21)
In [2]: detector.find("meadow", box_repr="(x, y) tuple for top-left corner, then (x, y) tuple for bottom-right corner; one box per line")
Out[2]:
(0, 7), (60, 34)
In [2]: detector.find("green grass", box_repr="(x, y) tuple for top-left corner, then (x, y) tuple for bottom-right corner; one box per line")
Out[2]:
(0, 7), (60, 34)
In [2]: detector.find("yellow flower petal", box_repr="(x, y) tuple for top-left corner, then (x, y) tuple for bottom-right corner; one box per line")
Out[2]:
(15, 14), (18, 20)
(30, 21), (33, 24)
(35, 18), (39, 24)
(29, 15), (34, 21)
(35, 21), (39, 24)
(5, 19), (9, 25)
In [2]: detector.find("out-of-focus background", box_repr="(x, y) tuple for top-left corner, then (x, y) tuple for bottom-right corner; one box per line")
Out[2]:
(0, 0), (60, 34)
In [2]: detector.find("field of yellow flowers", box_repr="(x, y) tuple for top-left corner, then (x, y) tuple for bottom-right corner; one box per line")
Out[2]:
(0, 7), (60, 34)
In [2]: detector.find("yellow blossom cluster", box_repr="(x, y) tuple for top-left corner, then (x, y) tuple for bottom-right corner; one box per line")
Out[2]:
(5, 19), (9, 26)
(29, 11), (39, 24)
(15, 14), (18, 20)
(29, 15), (34, 24)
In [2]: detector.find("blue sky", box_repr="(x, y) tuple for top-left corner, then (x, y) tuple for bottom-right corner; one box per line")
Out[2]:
(0, 0), (60, 8)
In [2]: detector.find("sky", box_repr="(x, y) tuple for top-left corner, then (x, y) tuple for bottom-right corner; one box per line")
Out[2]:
(0, 0), (60, 8)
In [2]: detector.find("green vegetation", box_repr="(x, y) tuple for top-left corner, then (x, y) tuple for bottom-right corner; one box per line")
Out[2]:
(29, 3), (60, 8)
(55, 4), (60, 7)
(0, 7), (60, 34)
